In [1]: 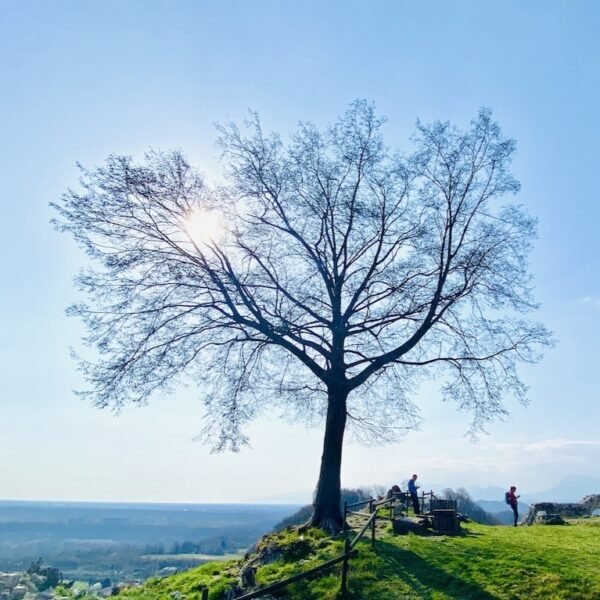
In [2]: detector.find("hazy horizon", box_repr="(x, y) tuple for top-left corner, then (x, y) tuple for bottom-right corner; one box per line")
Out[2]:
(2, 472), (598, 506)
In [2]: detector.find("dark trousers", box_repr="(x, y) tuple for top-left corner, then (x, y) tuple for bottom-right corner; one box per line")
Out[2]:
(511, 504), (518, 526)
(411, 493), (420, 515)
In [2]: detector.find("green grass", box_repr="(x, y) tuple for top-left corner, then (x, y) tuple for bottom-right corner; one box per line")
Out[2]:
(114, 519), (600, 599)
(140, 552), (244, 561)
(349, 519), (600, 599)
(115, 560), (237, 600)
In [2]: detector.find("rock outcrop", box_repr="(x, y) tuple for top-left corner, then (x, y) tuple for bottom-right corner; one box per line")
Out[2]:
(534, 512), (567, 525)
(393, 516), (431, 535)
(523, 494), (598, 525)
(581, 494), (600, 510)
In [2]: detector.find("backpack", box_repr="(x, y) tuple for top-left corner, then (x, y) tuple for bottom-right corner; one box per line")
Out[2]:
(504, 491), (511, 505)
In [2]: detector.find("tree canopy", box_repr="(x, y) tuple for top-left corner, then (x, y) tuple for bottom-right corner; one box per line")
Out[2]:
(53, 101), (551, 531)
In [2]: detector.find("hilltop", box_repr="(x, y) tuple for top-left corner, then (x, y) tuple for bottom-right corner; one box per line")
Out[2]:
(101, 518), (600, 600)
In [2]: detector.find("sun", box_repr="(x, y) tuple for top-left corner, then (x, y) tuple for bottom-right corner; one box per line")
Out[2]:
(185, 209), (224, 245)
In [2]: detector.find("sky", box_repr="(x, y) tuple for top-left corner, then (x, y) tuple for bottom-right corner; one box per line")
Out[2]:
(0, 0), (598, 504)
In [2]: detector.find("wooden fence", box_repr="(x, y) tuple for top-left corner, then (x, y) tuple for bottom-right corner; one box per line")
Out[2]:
(201, 489), (443, 599)
(231, 504), (383, 599)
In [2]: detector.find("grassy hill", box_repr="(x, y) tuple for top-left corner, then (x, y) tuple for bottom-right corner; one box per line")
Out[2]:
(104, 518), (599, 600)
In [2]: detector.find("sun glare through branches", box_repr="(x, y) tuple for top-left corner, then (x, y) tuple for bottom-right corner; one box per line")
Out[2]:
(184, 208), (224, 246)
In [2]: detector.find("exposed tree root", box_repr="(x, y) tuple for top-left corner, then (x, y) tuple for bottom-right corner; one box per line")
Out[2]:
(303, 513), (345, 535)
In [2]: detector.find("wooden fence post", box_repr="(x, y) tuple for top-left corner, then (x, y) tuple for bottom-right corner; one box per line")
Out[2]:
(343, 501), (348, 534)
(371, 510), (376, 547)
(340, 537), (350, 599)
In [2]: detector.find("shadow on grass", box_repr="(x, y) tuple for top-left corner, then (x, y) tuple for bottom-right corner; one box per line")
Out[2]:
(454, 528), (485, 538)
(354, 539), (499, 600)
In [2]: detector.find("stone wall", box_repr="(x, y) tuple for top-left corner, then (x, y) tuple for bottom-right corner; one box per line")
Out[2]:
(523, 500), (594, 525)
(581, 494), (600, 510)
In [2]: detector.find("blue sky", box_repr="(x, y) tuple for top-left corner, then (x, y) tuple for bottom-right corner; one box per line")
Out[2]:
(1, 0), (598, 503)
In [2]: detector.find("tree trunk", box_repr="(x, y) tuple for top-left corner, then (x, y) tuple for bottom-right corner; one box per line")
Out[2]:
(310, 385), (348, 533)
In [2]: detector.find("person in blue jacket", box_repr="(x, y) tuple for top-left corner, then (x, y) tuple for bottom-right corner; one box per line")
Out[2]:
(408, 474), (420, 514)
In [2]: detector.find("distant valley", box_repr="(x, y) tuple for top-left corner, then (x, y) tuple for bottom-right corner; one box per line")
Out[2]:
(469, 474), (600, 505)
(0, 501), (299, 584)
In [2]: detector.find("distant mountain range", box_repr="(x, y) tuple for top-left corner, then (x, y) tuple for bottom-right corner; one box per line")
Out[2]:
(250, 474), (600, 509)
(469, 474), (600, 508)
(476, 500), (530, 517)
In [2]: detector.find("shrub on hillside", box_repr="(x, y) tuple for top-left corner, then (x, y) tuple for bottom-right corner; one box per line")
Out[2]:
(274, 488), (374, 531)
(274, 505), (315, 532)
(442, 488), (501, 525)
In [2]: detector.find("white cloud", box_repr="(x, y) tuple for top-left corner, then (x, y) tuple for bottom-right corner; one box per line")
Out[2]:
(496, 439), (600, 453)
(579, 296), (600, 309)
(379, 438), (600, 484)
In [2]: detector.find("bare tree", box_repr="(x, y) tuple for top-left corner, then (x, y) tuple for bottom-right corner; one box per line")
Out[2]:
(53, 101), (551, 532)
(442, 488), (500, 525)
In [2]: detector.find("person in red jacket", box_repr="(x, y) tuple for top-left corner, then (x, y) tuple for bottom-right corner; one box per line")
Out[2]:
(508, 486), (520, 527)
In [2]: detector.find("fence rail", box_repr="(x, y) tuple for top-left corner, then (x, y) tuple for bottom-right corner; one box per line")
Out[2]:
(207, 489), (441, 599)
(234, 549), (357, 600)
